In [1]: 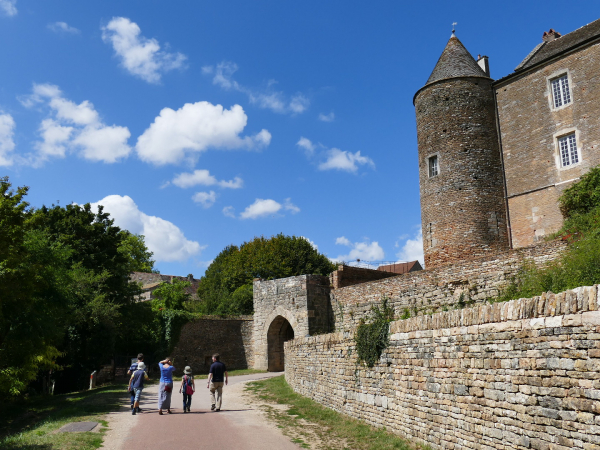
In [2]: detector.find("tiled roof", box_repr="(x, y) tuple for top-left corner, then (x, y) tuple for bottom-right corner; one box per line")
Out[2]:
(425, 35), (488, 86)
(516, 18), (600, 71)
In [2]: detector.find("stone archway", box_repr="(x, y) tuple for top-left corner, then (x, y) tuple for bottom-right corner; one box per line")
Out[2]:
(267, 316), (295, 371)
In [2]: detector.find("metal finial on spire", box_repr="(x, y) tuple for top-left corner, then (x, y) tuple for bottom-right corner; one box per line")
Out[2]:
(452, 22), (457, 37)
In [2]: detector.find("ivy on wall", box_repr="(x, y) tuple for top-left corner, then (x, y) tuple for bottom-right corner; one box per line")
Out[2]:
(354, 297), (395, 367)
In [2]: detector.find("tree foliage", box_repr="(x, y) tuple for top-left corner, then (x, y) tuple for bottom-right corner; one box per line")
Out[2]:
(197, 234), (337, 315)
(0, 177), (161, 397)
(499, 167), (600, 301)
(559, 165), (600, 219)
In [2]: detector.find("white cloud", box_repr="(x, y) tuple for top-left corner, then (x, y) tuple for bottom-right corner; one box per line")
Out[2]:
(22, 83), (131, 165)
(0, 112), (16, 166)
(318, 148), (375, 173)
(299, 137), (375, 174)
(90, 194), (203, 262)
(318, 112), (335, 122)
(48, 21), (80, 34)
(396, 228), (424, 265)
(136, 101), (270, 165)
(222, 206), (236, 218)
(239, 198), (300, 220)
(172, 169), (243, 189)
(101, 17), (186, 84)
(334, 236), (385, 263)
(296, 137), (315, 157)
(0, 0), (17, 17)
(204, 61), (309, 115)
(192, 190), (217, 208)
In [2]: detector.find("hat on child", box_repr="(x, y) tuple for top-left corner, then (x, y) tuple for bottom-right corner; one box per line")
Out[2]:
(137, 362), (146, 371)
(184, 366), (192, 375)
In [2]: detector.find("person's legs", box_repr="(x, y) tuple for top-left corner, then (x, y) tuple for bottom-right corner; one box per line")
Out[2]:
(130, 389), (135, 409)
(186, 393), (192, 411)
(214, 382), (224, 410)
(133, 388), (143, 415)
(182, 393), (189, 412)
(209, 382), (218, 410)
(165, 384), (173, 412)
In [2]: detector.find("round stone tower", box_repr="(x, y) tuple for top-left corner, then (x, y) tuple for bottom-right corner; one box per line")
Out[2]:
(414, 34), (509, 268)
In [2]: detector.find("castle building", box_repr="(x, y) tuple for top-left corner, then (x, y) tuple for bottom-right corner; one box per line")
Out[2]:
(415, 18), (600, 268)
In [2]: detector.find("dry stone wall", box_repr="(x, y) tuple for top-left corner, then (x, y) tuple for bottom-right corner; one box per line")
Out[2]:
(286, 285), (600, 450)
(332, 240), (566, 331)
(171, 316), (253, 374)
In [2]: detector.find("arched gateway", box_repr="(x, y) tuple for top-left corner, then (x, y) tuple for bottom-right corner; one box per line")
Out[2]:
(267, 316), (294, 371)
(252, 275), (331, 371)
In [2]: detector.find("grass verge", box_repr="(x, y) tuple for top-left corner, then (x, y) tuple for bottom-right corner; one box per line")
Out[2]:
(0, 382), (129, 450)
(246, 375), (431, 450)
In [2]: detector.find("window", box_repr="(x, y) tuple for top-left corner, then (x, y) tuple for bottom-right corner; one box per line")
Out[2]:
(551, 74), (571, 108)
(428, 155), (438, 177)
(558, 133), (579, 167)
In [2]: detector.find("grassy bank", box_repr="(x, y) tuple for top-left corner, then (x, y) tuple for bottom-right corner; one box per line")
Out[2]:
(246, 375), (430, 450)
(0, 382), (129, 450)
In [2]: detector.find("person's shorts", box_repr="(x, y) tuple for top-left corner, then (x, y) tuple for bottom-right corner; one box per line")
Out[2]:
(134, 388), (143, 401)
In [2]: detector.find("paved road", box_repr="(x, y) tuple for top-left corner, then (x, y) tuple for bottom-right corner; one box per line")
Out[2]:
(102, 372), (301, 450)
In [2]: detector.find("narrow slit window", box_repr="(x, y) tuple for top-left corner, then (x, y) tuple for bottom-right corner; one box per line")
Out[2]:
(428, 155), (438, 177)
(551, 75), (571, 108)
(558, 133), (579, 167)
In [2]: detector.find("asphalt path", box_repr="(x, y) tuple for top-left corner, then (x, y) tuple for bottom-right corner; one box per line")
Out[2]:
(101, 372), (301, 450)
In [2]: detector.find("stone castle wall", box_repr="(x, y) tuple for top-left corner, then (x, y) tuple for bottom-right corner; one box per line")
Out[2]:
(252, 275), (331, 370)
(285, 285), (600, 450)
(331, 240), (566, 331)
(329, 265), (398, 289)
(415, 76), (509, 268)
(171, 316), (253, 374)
(496, 39), (600, 248)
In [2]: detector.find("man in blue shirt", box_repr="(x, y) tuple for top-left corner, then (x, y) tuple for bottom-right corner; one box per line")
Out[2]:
(129, 362), (149, 415)
(207, 353), (228, 412)
(127, 353), (144, 410)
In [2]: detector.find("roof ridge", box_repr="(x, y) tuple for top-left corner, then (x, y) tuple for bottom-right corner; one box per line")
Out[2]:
(425, 35), (488, 86)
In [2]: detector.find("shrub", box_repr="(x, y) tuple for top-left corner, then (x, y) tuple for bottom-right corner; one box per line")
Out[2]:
(354, 297), (395, 367)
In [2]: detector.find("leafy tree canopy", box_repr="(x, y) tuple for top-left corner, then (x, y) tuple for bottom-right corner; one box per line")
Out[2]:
(197, 234), (337, 315)
(559, 165), (600, 218)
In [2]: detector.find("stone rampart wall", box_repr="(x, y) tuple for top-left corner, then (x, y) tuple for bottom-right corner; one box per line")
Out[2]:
(330, 265), (398, 289)
(331, 240), (566, 331)
(171, 316), (253, 374)
(285, 285), (600, 450)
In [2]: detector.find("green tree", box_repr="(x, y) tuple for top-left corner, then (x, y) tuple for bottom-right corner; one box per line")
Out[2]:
(119, 231), (156, 273)
(31, 203), (143, 391)
(0, 179), (70, 396)
(197, 234), (336, 315)
(151, 280), (195, 354)
(559, 165), (600, 218)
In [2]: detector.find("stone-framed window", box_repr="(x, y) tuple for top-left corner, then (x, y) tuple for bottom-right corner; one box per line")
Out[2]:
(557, 132), (579, 168)
(428, 155), (439, 177)
(548, 72), (572, 110)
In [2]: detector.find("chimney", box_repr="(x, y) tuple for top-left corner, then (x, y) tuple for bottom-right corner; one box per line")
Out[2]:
(477, 55), (490, 77)
(542, 28), (562, 42)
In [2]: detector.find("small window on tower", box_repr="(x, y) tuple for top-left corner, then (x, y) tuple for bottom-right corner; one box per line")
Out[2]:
(428, 155), (439, 177)
(551, 74), (571, 108)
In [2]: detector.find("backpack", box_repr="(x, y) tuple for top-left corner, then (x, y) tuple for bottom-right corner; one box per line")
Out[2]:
(184, 375), (194, 395)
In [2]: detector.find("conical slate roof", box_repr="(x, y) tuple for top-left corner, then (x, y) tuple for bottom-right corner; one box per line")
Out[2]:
(425, 35), (487, 86)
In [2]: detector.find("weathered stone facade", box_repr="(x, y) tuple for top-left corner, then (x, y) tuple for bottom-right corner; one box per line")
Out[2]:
(415, 19), (600, 260)
(285, 285), (600, 450)
(415, 72), (509, 268)
(496, 36), (600, 247)
(329, 264), (399, 289)
(331, 240), (566, 331)
(171, 316), (253, 374)
(130, 271), (201, 301)
(252, 275), (331, 370)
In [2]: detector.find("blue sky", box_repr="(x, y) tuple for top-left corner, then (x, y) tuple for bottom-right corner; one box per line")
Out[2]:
(2, 1), (599, 277)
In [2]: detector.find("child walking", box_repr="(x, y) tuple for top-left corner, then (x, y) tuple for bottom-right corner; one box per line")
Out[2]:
(179, 366), (195, 412)
(129, 362), (149, 415)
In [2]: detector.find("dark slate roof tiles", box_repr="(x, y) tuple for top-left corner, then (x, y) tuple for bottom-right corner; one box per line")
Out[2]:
(516, 17), (600, 71)
(425, 35), (488, 86)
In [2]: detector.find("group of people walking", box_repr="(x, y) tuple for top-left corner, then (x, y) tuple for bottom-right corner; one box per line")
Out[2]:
(127, 353), (229, 415)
